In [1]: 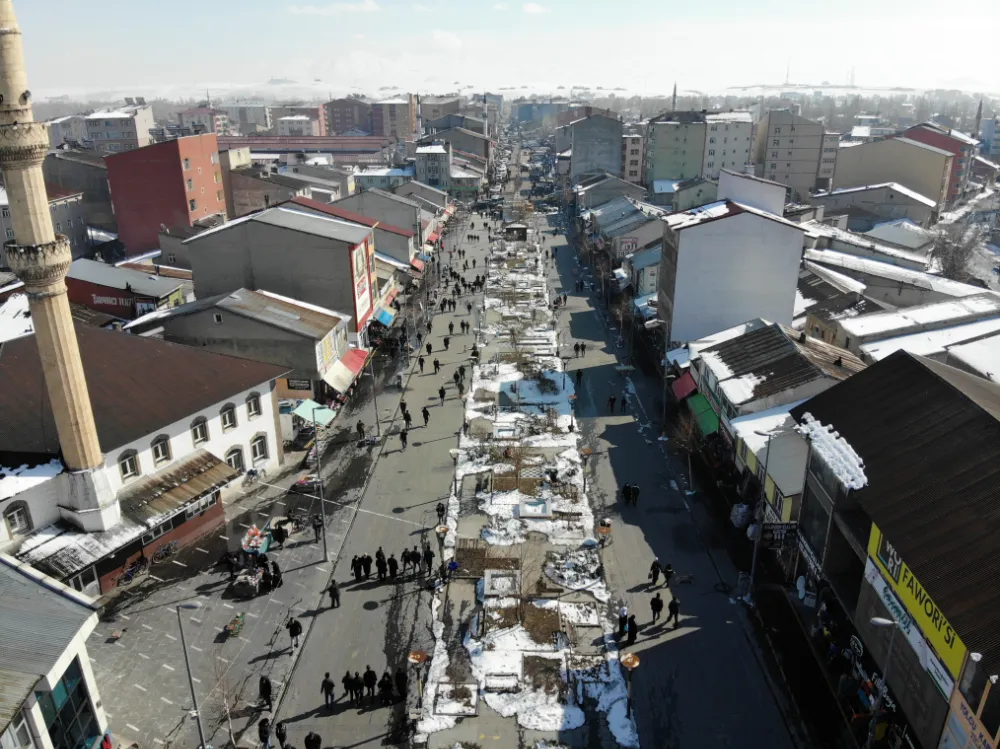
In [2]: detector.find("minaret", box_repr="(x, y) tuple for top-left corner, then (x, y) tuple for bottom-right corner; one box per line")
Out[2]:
(0, 0), (116, 529)
(974, 99), (983, 141)
(671, 83), (677, 112)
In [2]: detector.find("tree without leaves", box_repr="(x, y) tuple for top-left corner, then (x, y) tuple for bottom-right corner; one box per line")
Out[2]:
(932, 222), (988, 280)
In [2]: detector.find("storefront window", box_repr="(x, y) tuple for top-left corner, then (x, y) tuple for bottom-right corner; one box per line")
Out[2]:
(960, 658), (989, 714)
(35, 658), (98, 749)
(799, 483), (830, 559)
(979, 684), (1000, 736)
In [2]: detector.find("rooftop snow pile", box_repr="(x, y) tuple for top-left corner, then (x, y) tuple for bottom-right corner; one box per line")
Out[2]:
(795, 412), (867, 490)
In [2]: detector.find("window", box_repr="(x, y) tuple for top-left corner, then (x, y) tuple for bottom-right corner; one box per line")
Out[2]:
(183, 158), (191, 170)
(213, 313), (223, 324)
(707, 162), (714, 168)
(151, 436), (171, 465)
(35, 658), (99, 749)
(770, 163), (777, 170)
(1, 207), (9, 218)
(773, 127), (781, 134)
(186, 179), (193, 191)
(226, 447), (245, 473)
(185, 490), (218, 519)
(790, 125), (796, 132)
(191, 417), (209, 445)
(844, 337), (851, 349)
(118, 450), (140, 481)
(214, 172), (221, 183)
(709, 137), (716, 144)
(708, 150), (715, 156)
(738, 439), (748, 461)
(710, 125), (717, 131)
(210, 152), (218, 165)
(141, 521), (169, 546)
(221, 404), (237, 431)
(217, 189), (223, 201)
(67, 566), (97, 595)
(189, 199), (197, 211)
(979, 682), (1000, 736)
(2, 707), (36, 749)
(67, 218), (73, 228)
(5, 228), (14, 239)
(772, 488), (785, 518)
(197, 167), (202, 175)
(3, 501), (31, 536)
(251, 434), (269, 462)
(247, 393), (262, 418)
(772, 139), (779, 147)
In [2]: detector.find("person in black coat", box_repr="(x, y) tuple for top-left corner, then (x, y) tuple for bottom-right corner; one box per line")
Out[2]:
(286, 617), (303, 649)
(650, 593), (664, 624)
(626, 614), (638, 646)
(667, 597), (680, 629)
(351, 672), (364, 707)
(304, 731), (322, 749)
(376, 555), (388, 582)
(363, 666), (378, 702)
(328, 579), (340, 608)
(649, 558), (661, 587)
(361, 554), (372, 579)
(342, 670), (353, 702)
(258, 718), (272, 749)
(274, 721), (288, 749)
(388, 554), (399, 579)
(631, 483), (641, 506)
(351, 555), (363, 582)
(271, 560), (283, 589)
(378, 672), (394, 706)
(259, 676), (273, 710)
(423, 546), (435, 575)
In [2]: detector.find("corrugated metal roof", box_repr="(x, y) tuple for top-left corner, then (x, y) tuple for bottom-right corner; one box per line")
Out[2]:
(254, 207), (372, 245)
(0, 556), (97, 732)
(218, 288), (345, 338)
(289, 196), (414, 237)
(789, 352), (1000, 676)
(218, 135), (393, 153)
(68, 259), (183, 298)
(0, 324), (288, 455)
(117, 450), (238, 523)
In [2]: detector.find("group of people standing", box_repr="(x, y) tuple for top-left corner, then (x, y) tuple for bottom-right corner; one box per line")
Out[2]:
(620, 482), (641, 506)
(348, 544), (436, 583)
(338, 665), (407, 709)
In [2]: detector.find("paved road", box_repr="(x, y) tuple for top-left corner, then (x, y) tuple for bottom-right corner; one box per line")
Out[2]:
(545, 215), (800, 749)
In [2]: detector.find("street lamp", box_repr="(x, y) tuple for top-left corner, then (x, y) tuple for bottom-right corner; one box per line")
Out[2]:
(449, 448), (461, 496)
(312, 406), (331, 563)
(408, 649), (429, 713)
(866, 616), (899, 749)
(176, 602), (208, 749)
(580, 447), (592, 493)
(620, 652), (640, 717)
(367, 358), (382, 438)
(744, 425), (791, 607)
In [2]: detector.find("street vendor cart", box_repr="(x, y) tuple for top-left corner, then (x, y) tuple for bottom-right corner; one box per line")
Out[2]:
(232, 568), (262, 599)
(241, 524), (271, 557)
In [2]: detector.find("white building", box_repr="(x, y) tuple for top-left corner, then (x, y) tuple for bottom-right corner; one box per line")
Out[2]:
(621, 133), (643, 184)
(700, 112), (753, 180)
(0, 554), (108, 749)
(657, 201), (805, 344)
(0, 325), (287, 596)
(223, 102), (273, 133)
(46, 115), (88, 149)
(415, 142), (451, 190)
(85, 104), (155, 153)
(277, 115), (321, 137)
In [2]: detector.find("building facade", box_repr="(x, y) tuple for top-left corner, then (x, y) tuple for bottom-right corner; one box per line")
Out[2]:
(0, 185), (88, 262)
(105, 133), (226, 252)
(421, 96), (462, 122)
(415, 143), (451, 189)
(178, 107), (229, 135)
(42, 150), (116, 232)
(700, 112), (753, 180)
(46, 115), (87, 148)
(277, 115), (321, 136)
(324, 98), (372, 135)
(903, 123), (980, 206)
(570, 114), (622, 181)
(85, 104), (155, 153)
(270, 106), (326, 137)
(832, 137), (954, 210)
(621, 133), (643, 184)
(222, 102), (272, 133)
(372, 96), (417, 139)
(752, 109), (829, 199)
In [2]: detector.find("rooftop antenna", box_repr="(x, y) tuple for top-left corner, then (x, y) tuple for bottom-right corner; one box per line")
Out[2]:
(671, 82), (677, 112)
(784, 58), (790, 86)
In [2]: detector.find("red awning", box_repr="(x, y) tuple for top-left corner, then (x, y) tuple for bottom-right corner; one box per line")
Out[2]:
(426, 231), (441, 244)
(671, 371), (697, 401)
(384, 288), (399, 305)
(410, 257), (425, 272)
(321, 347), (369, 393)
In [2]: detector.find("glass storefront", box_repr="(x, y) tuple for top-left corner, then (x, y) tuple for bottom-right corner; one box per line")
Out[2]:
(34, 658), (99, 749)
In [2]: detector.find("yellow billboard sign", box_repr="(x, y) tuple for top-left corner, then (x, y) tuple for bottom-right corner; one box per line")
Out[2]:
(868, 524), (967, 678)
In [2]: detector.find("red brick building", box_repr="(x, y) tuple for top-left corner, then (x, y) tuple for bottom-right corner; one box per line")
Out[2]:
(323, 98), (372, 135)
(105, 133), (226, 253)
(902, 124), (980, 207)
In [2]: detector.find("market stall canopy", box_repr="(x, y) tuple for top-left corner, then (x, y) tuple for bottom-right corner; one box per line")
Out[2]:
(320, 347), (370, 394)
(687, 393), (719, 436)
(292, 399), (336, 426)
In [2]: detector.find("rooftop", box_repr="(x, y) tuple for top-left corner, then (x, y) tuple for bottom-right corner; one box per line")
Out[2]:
(840, 293), (1000, 339)
(862, 219), (935, 251)
(0, 324), (288, 455)
(811, 182), (936, 208)
(288, 195), (414, 237)
(789, 352), (1000, 677)
(804, 249), (985, 298)
(65, 258), (183, 299)
(891, 136), (956, 158)
(357, 166), (416, 178)
(217, 135), (394, 153)
(416, 144), (448, 155)
(859, 316), (1000, 361)
(664, 199), (801, 232)
(947, 333), (1000, 382)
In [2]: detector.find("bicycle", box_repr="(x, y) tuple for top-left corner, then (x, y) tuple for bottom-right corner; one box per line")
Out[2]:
(151, 540), (180, 564)
(116, 556), (149, 587)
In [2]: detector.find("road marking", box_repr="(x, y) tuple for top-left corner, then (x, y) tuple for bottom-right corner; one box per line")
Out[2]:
(238, 523), (250, 528)
(153, 739), (164, 745)
(195, 547), (210, 554)
(246, 612), (259, 618)
(217, 656), (229, 663)
(138, 653), (150, 660)
(315, 567), (330, 572)
(223, 603), (234, 609)
(164, 634), (177, 641)
(219, 535), (229, 540)
(172, 560), (188, 568)
(161, 664), (175, 671)
(142, 624), (154, 630)
(274, 500), (286, 506)
(119, 614), (131, 620)
(293, 581), (306, 588)
(189, 617), (202, 624)
(126, 723), (140, 732)
(192, 677), (201, 683)
(190, 645), (203, 652)
(160, 697), (174, 705)
(238, 636), (251, 643)
(131, 684), (147, 692)
(149, 574), (164, 582)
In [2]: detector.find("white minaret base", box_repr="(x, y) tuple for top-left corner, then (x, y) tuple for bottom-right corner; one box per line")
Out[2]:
(59, 470), (121, 533)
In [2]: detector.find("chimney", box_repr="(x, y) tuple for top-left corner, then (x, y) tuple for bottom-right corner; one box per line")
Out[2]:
(0, 0), (117, 530)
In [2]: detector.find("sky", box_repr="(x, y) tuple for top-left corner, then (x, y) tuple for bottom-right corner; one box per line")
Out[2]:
(16, 0), (1000, 101)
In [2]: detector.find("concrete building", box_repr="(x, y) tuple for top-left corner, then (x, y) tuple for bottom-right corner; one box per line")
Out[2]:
(216, 134), (395, 167)
(288, 195), (417, 265)
(621, 133), (643, 184)
(421, 96), (462, 122)
(818, 132), (839, 188)
(425, 113), (486, 136)
(218, 146), (252, 218)
(700, 112), (753, 180)
(415, 142), (450, 189)
(903, 123), (980, 206)
(222, 102), (272, 133)
(717, 169), (788, 215)
(270, 106), (326, 137)
(0, 185), (88, 263)
(418, 127), (492, 163)
(354, 165), (416, 191)
(46, 114), (87, 148)
(657, 200), (805, 345)
(809, 182), (937, 228)
(85, 103), (155, 153)
(105, 133), (226, 253)
(65, 258), (185, 319)
(281, 162), (355, 199)
(393, 180), (449, 211)
(178, 107), (229, 135)
(752, 109), (828, 199)
(332, 188), (425, 245)
(979, 117), (999, 158)
(573, 172), (647, 213)
(124, 287), (358, 402)
(832, 137), (953, 210)
(186, 207), (377, 343)
(569, 113), (622, 181)
(227, 167), (312, 217)
(42, 149), (116, 231)
(277, 115), (321, 136)
(645, 111), (753, 186)
(372, 96), (417, 139)
(582, 196), (666, 260)
(0, 554), (108, 749)
(324, 98), (371, 135)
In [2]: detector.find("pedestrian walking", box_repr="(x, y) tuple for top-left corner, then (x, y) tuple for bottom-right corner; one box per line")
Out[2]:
(663, 563), (674, 587)
(458, 364), (466, 381)
(271, 560), (283, 588)
(362, 554), (372, 579)
(649, 558), (661, 587)
(631, 483), (641, 506)
(457, 381), (465, 398)
(650, 593), (663, 624)
(258, 718), (272, 749)
(275, 721), (288, 749)
(418, 356), (425, 373)
(467, 302), (473, 315)
(618, 605), (628, 640)
(351, 555), (363, 582)
(576, 369), (583, 387)
(627, 614), (638, 646)
(396, 667), (408, 700)
(357, 420), (366, 440)
(363, 666), (378, 702)
(351, 671), (364, 707)
(608, 395), (617, 412)
(620, 394), (628, 413)
(667, 597), (680, 629)
(573, 342), (580, 357)
(453, 370), (460, 387)
(312, 513), (323, 542)
(388, 554), (399, 579)
(404, 410), (413, 430)
(449, 321), (455, 335)
(321, 672), (335, 707)
(443, 336), (450, 351)
(427, 320), (433, 334)
(581, 343), (587, 356)
(439, 386), (446, 405)
(328, 579), (340, 608)
(434, 358), (441, 374)
(342, 670), (353, 701)
(423, 546), (435, 575)
(259, 675), (273, 711)
(304, 731), (322, 749)
(436, 501), (446, 524)
(379, 672), (395, 706)
(463, 420), (470, 436)
(286, 616), (303, 649)
(376, 554), (387, 581)
(426, 342), (433, 356)
(422, 406), (430, 426)
(400, 428), (408, 450)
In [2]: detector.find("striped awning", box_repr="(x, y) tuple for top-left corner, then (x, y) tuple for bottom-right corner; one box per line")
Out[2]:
(321, 348), (369, 393)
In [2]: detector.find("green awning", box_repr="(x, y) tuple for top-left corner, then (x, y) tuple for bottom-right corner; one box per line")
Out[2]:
(687, 393), (719, 436)
(292, 399), (336, 427)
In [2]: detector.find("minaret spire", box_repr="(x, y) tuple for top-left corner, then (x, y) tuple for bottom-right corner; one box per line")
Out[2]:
(0, 1), (108, 491)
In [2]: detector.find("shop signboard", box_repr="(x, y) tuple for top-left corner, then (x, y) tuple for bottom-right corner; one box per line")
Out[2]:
(761, 522), (797, 549)
(864, 558), (955, 698)
(619, 236), (638, 254)
(868, 524), (967, 678)
(939, 690), (998, 749)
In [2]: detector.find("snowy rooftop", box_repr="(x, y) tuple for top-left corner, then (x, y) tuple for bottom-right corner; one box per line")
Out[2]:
(795, 413), (867, 490)
(947, 334), (1000, 382)
(416, 145), (448, 154)
(804, 249), (985, 298)
(652, 179), (682, 194)
(803, 220), (931, 266)
(840, 292), (1000, 338)
(859, 317), (1000, 362)
(705, 111), (753, 123)
(0, 293), (33, 344)
(862, 219), (934, 251)
(665, 200), (800, 232)
(359, 166), (416, 178)
(731, 401), (809, 495)
(811, 182), (936, 208)
(0, 459), (64, 502)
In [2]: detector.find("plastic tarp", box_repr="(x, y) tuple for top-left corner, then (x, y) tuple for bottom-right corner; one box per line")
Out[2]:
(671, 371), (697, 401)
(374, 306), (396, 327)
(687, 393), (719, 436)
(292, 399), (336, 426)
(320, 348), (369, 394)
(418, 252), (432, 262)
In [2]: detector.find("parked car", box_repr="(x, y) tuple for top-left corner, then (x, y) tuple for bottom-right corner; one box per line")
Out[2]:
(291, 474), (321, 494)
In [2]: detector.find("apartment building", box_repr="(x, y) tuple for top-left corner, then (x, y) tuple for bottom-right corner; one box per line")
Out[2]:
(903, 123), (980, 206)
(415, 142), (451, 189)
(47, 115), (88, 148)
(324, 98), (372, 135)
(271, 106), (326, 137)
(85, 103), (154, 153)
(645, 111), (752, 186)
(277, 116), (321, 136)
(621, 134), (643, 184)
(178, 107), (230, 135)
(371, 96), (418, 139)
(818, 133), (839, 189)
(105, 133), (226, 252)
(979, 117), (1000, 158)
(0, 185), (88, 264)
(570, 113), (622, 180)
(222, 102), (272, 133)
(421, 96), (462, 122)
(701, 112), (753, 180)
(752, 109), (827, 199)
(832, 137), (953, 210)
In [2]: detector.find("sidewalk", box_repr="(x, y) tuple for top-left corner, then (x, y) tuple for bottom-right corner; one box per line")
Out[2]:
(546, 217), (802, 749)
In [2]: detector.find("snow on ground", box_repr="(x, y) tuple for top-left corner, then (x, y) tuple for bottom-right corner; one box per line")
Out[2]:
(543, 546), (609, 602)
(415, 596), (460, 742)
(0, 458), (64, 501)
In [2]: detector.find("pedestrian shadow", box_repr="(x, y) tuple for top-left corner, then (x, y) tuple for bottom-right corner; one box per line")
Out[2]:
(247, 649), (287, 665)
